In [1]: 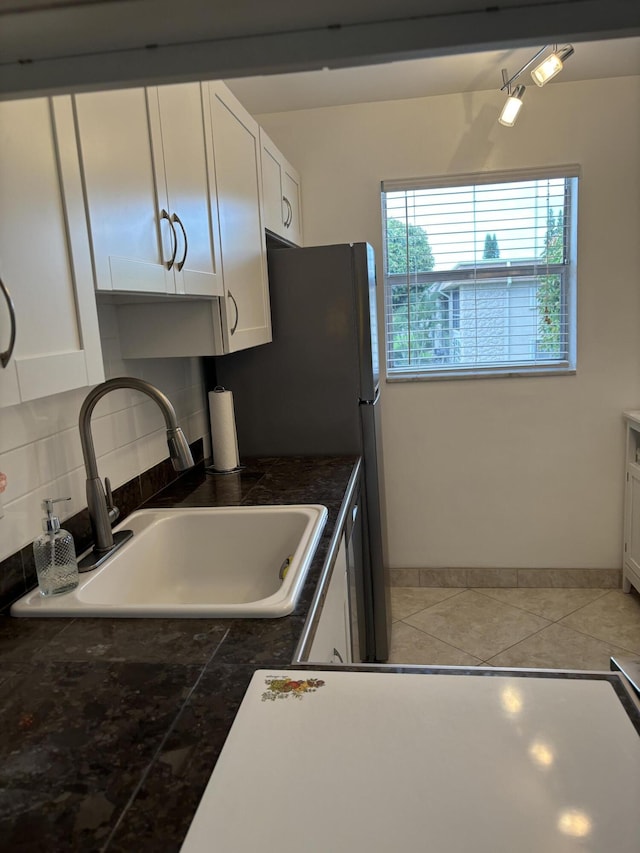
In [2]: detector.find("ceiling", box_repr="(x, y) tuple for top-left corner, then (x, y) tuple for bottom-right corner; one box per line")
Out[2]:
(1, 0), (638, 98)
(225, 37), (640, 115)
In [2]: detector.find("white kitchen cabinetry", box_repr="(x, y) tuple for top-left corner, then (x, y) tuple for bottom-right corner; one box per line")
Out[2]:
(260, 129), (303, 246)
(207, 82), (271, 352)
(0, 96), (104, 408)
(116, 81), (271, 357)
(622, 412), (640, 593)
(308, 535), (351, 664)
(74, 83), (223, 298)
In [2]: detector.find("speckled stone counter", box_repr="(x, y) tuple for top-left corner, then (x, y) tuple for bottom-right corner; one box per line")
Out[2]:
(0, 456), (359, 852)
(3, 456), (639, 852)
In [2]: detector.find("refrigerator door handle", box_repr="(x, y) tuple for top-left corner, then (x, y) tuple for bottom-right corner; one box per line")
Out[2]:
(359, 387), (380, 406)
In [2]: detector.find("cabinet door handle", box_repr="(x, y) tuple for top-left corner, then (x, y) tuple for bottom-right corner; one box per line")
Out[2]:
(160, 209), (177, 270)
(282, 196), (292, 228)
(171, 212), (188, 271)
(0, 275), (17, 368)
(228, 289), (239, 335)
(332, 647), (344, 663)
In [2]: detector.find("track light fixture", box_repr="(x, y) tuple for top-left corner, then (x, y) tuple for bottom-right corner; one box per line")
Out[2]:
(498, 84), (526, 126)
(498, 44), (574, 126)
(531, 45), (575, 86)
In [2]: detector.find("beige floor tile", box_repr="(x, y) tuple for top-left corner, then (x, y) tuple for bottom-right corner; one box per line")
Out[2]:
(486, 622), (633, 671)
(474, 588), (608, 622)
(558, 589), (640, 654)
(390, 587), (464, 622)
(404, 590), (550, 661)
(388, 621), (483, 667)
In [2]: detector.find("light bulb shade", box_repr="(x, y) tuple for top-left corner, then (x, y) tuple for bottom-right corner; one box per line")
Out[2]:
(498, 85), (525, 126)
(531, 46), (574, 86)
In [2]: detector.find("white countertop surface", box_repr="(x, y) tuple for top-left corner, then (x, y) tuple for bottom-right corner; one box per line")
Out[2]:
(181, 669), (640, 852)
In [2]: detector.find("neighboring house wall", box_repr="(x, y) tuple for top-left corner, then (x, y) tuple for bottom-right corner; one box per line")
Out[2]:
(457, 280), (537, 365)
(258, 75), (640, 571)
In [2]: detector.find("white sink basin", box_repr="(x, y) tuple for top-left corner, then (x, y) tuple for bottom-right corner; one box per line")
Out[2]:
(11, 504), (327, 618)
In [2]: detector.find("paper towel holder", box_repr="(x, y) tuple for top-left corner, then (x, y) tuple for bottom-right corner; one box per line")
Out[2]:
(205, 463), (245, 476)
(208, 385), (243, 474)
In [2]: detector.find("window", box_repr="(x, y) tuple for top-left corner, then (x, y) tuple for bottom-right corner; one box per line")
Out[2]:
(381, 167), (578, 380)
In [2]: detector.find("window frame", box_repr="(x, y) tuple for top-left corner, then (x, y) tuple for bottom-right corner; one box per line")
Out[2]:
(381, 166), (579, 382)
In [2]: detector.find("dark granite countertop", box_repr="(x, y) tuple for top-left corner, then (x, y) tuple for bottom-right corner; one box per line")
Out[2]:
(2, 456), (639, 851)
(0, 456), (360, 852)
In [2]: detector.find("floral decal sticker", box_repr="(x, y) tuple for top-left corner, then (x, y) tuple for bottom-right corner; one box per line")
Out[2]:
(262, 676), (325, 702)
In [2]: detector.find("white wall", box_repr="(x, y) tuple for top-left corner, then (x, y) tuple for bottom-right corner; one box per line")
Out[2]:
(0, 302), (209, 562)
(259, 75), (640, 570)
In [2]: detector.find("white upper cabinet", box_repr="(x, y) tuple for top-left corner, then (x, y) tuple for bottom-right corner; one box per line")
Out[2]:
(206, 82), (272, 352)
(74, 82), (223, 298)
(0, 96), (104, 408)
(260, 129), (303, 246)
(116, 81), (272, 357)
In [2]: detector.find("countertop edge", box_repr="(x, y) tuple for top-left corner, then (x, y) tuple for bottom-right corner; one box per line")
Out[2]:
(292, 457), (361, 664)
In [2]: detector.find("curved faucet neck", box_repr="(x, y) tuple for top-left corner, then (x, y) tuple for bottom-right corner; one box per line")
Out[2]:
(79, 377), (180, 479)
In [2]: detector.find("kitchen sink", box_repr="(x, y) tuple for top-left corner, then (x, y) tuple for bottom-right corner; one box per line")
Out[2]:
(11, 505), (327, 618)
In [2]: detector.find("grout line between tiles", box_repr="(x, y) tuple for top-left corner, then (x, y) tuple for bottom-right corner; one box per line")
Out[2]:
(393, 587), (640, 668)
(391, 587), (468, 622)
(482, 622), (558, 666)
(467, 587), (614, 625)
(548, 588), (611, 622)
(551, 620), (640, 657)
(396, 619), (486, 663)
(99, 627), (231, 852)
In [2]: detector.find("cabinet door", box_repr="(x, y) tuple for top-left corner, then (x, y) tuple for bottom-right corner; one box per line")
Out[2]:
(207, 82), (271, 353)
(260, 128), (303, 246)
(0, 97), (103, 408)
(282, 164), (303, 246)
(152, 84), (223, 297)
(308, 536), (351, 664)
(260, 130), (286, 236)
(624, 464), (640, 590)
(74, 87), (173, 295)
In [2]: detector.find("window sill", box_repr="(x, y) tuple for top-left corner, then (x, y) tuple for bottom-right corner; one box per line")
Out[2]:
(386, 366), (577, 382)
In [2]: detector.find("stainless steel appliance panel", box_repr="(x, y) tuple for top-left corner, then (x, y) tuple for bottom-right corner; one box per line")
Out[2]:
(215, 242), (390, 661)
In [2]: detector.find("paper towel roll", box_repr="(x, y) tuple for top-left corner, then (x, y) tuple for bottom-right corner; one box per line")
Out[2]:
(208, 387), (240, 472)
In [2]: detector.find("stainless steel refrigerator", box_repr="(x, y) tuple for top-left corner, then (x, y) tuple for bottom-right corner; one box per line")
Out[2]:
(215, 242), (391, 662)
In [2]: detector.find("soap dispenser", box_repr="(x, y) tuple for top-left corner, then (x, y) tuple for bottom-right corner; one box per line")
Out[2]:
(33, 497), (79, 596)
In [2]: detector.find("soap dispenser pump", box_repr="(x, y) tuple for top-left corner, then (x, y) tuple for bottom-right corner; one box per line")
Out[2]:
(33, 497), (79, 596)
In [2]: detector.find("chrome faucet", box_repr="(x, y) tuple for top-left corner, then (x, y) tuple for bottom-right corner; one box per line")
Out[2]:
(78, 377), (194, 571)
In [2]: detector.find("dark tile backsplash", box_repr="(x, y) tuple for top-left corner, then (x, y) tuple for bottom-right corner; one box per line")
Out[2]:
(0, 551), (23, 608)
(0, 438), (204, 612)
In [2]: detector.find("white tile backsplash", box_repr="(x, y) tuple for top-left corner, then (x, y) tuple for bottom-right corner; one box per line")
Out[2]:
(140, 358), (187, 394)
(96, 300), (120, 339)
(140, 428), (174, 472)
(0, 386), (88, 454)
(0, 303), (209, 561)
(34, 429), (83, 485)
(131, 397), (166, 437)
(0, 444), (42, 502)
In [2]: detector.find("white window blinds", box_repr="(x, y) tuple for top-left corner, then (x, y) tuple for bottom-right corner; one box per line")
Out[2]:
(381, 167), (579, 379)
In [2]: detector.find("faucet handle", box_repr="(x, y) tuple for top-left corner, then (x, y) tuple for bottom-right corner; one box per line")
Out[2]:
(105, 477), (120, 524)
